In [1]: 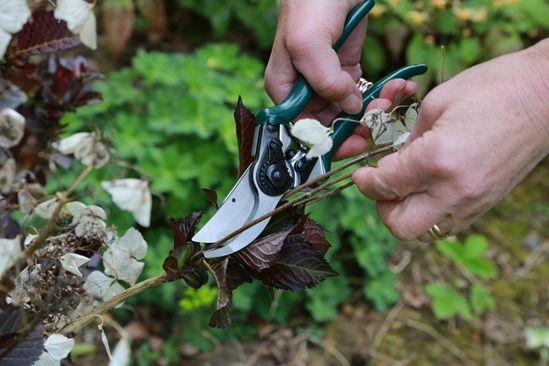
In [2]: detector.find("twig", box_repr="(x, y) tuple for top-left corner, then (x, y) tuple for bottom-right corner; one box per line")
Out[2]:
(305, 334), (350, 366)
(369, 349), (411, 366)
(404, 318), (473, 365)
(371, 302), (404, 350)
(283, 145), (394, 198)
(209, 146), (393, 249)
(299, 181), (354, 207)
(60, 272), (168, 335)
(25, 165), (94, 257)
(513, 241), (549, 278)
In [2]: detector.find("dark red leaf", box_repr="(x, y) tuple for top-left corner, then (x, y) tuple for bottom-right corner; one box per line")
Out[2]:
(233, 229), (291, 274)
(74, 91), (103, 107)
(181, 265), (208, 289)
(204, 258), (232, 328)
(257, 242), (337, 291)
(290, 219), (330, 256)
(10, 11), (80, 59)
(52, 64), (75, 98)
(226, 260), (252, 290)
(170, 212), (202, 247)
(162, 213), (203, 281)
(0, 307), (44, 366)
(234, 96), (256, 177)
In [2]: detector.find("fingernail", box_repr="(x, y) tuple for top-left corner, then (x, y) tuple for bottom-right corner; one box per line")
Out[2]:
(341, 94), (362, 114)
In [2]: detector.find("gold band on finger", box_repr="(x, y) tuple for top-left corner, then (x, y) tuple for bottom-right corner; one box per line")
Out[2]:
(427, 224), (448, 241)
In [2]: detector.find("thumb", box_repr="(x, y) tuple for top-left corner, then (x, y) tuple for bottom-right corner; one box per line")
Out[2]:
(352, 138), (433, 201)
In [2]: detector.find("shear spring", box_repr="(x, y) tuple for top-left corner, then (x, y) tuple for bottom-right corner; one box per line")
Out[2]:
(357, 78), (372, 93)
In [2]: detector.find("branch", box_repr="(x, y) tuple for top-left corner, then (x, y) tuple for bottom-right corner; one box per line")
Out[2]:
(60, 272), (169, 335)
(25, 165), (94, 257)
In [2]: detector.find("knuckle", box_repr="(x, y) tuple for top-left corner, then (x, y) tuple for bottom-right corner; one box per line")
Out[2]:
(315, 74), (348, 100)
(373, 174), (400, 200)
(453, 175), (484, 201)
(425, 138), (459, 178)
(285, 32), (314, 58)
(384, 216), (414, 241)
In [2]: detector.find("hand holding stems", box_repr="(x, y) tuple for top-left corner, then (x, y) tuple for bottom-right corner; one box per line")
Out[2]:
(353, 39), (549, 240)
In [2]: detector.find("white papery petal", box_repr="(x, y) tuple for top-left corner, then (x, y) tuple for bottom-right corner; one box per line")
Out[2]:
(116, 228), (147, 260)
(0, 108), (25, 148)
(306, 136), (333, 158)
(403, 102), (419, 128)
(54, 133), (91, 155)
(0, 236), (21, 278)
(0, 0), (30, 59)
(0, 31), (12, 60)
(360, 108), (391, 128)
(59, 253), (90, 277)
(109, 338), (131, 366)
(24, 234), (37, 247)
(393, 131), (410, 150)
(84, 270), (115, 299)
(103, 245), (144, 285)
(44, 334), (74, 361)
(54, 0), (97, 49)
(0, 158), (16, 193)
(87, 205), (107, 220)
(65, 201), (87, 219)
(84, 271), (124, 303)
(33, 351), (59, 366)
(75, 215), (107, 238)
(291, 118), (331, 145)
(97, 323), (112, 360)
(0, 0), (31, 33)
(101, 179), (152, 227)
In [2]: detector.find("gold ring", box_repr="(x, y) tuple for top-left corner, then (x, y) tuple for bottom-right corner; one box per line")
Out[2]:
(427, 224), (448, 241)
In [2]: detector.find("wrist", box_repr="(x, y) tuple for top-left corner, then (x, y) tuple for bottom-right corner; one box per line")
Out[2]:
(514, 39), (549, 154)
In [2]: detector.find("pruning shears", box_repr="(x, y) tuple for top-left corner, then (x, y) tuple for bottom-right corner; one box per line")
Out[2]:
(193, 0), (427, 258)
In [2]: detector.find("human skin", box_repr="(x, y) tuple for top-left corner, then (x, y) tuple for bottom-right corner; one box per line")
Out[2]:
(353, 39), (549, 240)
(265, 1), (549, 240)
(265, 0), (416, 157)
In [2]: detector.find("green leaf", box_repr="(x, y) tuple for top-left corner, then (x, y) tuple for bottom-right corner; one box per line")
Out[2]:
(464, 258), (497, 279)
(463, 234), (489, 258)
(436, 240), (465, 263)
(425, 283), (472, 321)
(457, 38), (481, 65)
(436, 235), (497, 279)
(470, 284), (496, 315)
(363, 271), (400, 312)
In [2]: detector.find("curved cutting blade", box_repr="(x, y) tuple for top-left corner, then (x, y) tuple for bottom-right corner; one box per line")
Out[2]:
(192, 166), (257, 243)
(202, 191), (282, 258)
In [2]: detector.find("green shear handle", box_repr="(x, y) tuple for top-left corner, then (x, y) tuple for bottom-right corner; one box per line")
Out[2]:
(255, 0), (427, 167)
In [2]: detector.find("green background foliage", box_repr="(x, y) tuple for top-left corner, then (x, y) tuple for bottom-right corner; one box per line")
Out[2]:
(61, 0), (547, 360)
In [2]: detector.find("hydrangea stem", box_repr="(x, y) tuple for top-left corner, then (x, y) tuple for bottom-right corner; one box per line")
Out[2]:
(24, 165), (94, 258)
(60, 272), (169, 335)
